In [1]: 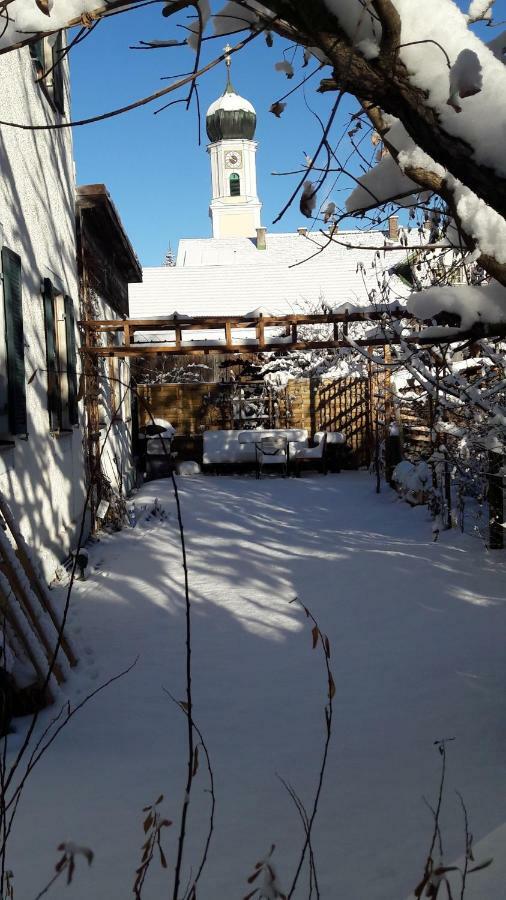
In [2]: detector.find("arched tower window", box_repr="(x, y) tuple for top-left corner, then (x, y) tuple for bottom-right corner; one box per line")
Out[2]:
(230, 173), (241, 197)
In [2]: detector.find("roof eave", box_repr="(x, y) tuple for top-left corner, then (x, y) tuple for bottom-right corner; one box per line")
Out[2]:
(76, 184), (143, 284)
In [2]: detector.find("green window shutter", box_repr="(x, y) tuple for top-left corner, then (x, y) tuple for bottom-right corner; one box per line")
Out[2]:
(1, 248), (27, 435)
(51, 33), (65, 115)
(42, 279), (61, 430)
(64, 295), (78, 425)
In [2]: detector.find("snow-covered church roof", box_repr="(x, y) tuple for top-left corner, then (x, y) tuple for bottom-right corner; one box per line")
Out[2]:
(129, 228), (420, 321)
(206, 68), (256, 142)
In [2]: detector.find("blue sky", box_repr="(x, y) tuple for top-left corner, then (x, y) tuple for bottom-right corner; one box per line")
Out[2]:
(69, 1), (505, 266)
(70, 5), (373, 265)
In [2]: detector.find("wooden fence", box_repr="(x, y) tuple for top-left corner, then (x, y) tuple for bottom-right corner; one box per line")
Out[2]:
(138, 377), (374, 466)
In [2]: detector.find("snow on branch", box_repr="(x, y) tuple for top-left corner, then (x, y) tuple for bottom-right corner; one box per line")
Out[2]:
(0, 1), (142, 50)
(466, 0), (495, 25)
(407, 281), (506, 331)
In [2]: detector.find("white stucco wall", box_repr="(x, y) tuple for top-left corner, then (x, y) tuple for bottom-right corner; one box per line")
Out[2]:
(208, 139), (262, 238)
(0, 47), (87, 578)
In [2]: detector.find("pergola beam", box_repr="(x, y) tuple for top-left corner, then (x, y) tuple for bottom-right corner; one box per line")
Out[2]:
(78, 311), (506, 357)
(79, 310), (405, 334)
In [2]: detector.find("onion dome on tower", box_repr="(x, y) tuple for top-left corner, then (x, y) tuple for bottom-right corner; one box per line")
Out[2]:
(206, 46), (262, 238)
(206, 46), (256, 142)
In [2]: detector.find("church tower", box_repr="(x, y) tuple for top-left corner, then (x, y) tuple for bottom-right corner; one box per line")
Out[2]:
(206, 47), (262, 239)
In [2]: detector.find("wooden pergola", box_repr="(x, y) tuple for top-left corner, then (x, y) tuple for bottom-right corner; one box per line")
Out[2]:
(79, 309), (493, 357)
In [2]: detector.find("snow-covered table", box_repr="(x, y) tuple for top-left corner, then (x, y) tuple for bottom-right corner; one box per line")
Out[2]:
(202, 429), (309, 470)
(239, 429), (309, 475)
(237, 429), (307, 445)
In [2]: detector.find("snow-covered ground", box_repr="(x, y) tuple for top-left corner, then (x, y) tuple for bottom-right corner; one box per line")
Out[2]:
(5, 472), (506, 899)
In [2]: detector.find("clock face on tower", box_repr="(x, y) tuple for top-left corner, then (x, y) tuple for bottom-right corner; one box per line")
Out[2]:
(225, 150), (242, 169)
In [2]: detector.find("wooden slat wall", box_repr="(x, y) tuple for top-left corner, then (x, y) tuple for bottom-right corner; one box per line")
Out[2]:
(138, 376), (373, 465)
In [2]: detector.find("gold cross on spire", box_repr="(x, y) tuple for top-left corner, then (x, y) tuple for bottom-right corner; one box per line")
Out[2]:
(224, 43), (232, 69)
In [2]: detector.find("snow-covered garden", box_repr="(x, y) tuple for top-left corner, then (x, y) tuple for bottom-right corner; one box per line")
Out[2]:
(5, 472), (506, 898)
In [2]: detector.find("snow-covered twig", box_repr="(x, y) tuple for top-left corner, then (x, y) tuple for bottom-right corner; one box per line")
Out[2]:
(285, 597), (334, 899)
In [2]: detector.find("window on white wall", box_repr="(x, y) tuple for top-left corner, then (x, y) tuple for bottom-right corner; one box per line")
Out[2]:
(29, 32), (65, 115)
(230, 173), (241, 197)
(42, 279), (78, 433)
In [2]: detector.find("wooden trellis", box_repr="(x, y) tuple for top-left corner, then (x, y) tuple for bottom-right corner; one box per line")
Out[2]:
(0, 493), (77, 704)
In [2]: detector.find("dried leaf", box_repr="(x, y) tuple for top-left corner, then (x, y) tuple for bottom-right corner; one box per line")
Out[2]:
(155, 794), (164, 805)
(328, 671), (336, 700)
(192, 745), (199, 777)
(311, 625), (319, 649)
(180, 701), (189, 712)
(35, 0), (52, 15)
(270, 101), (286, 118)
(27, 368), (38, 385)
(300, 181), (317, 218)
(158, 845), (167, 869)
(143, 814), (153, 833)
(324, 635), (331, 658)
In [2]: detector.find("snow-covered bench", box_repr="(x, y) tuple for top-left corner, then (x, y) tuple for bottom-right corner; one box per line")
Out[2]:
(203, 431), (256, 467)
(202, 429), (309, 469)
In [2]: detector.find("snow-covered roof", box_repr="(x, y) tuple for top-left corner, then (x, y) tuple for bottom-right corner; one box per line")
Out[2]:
(129, 229), (420, 322)
(176, 228), (419, 268)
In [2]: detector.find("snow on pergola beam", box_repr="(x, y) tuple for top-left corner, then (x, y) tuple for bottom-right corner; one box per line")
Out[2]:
(79, 311), (506, 357)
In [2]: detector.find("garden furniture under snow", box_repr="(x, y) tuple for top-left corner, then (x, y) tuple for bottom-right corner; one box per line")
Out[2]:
(201, 429), (307, 472)
(203, 430), (258, 470)
(323, 431), (347, 473)
(255, 436), (288, 479)
(238, 428), (307, 477)
(139, 419), (175, 481)
(292, 432), (328, 476)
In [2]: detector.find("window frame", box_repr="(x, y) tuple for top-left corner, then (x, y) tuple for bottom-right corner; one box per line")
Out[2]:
(229, 172), (241, 197)
(29, 32), (65, 116)
(43, 279), (79, 435)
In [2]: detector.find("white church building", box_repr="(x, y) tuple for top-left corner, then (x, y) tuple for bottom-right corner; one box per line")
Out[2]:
(129, 54), (417, 334)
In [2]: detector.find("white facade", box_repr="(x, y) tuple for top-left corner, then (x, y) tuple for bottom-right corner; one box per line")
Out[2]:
(208, 137), (262, 238)
(0, 45), (86, 578)
(206, 70), (262, 239)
